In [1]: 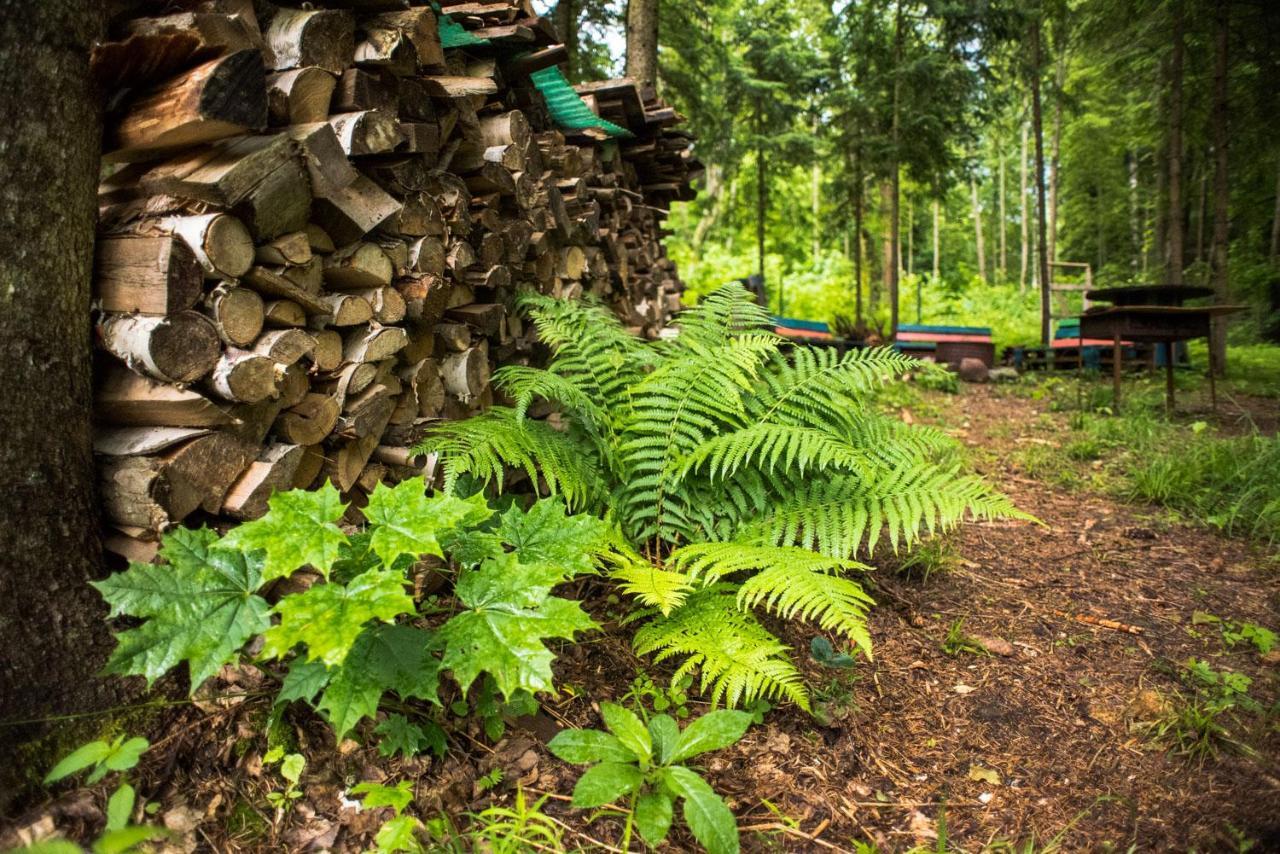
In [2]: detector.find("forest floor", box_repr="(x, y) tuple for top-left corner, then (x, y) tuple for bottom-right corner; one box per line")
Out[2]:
(5, 376), (1279, 853)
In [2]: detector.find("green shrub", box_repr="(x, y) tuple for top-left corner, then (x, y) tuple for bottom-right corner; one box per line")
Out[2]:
(93, 481), (612, 742)
(421, 284), (1025, 709)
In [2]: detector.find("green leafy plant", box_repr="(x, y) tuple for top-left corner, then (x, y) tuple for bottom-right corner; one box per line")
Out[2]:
(623, 673), (695, 720)
(809, 636), (857, 668)
(94, 480), (612, 743)
(940, 618), (988, 657)
(1146, 659), (1263, 762)
(1192, 612), (1276, 656)
(421, 285), (1025, 710)
(468, 788), (564, 852)
(262, 747), (305, 809)
(351, 781), (424, 853)
(548, 702), (751, 853)
(32, 736), (166, 853)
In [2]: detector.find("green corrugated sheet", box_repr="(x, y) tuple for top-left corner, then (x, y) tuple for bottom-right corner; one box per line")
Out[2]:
(433, 3), (490, 48)
(529, 66), (633, 138)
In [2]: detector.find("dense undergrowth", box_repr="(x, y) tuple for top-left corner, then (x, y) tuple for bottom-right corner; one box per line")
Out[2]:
(16, 286), (1029, 854)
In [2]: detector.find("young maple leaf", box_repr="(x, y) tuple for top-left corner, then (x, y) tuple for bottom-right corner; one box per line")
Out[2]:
(92, 527), (271, 692)
(317, 624), (443, 737)
(261, 569), (414, 667)
(497, 498), (611, 578)
(362, 477), (491, 568)
(220, 481), (349, 582)
(439, 553), (597, 699)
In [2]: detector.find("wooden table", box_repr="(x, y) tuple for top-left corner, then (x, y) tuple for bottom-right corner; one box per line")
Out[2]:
(1078, 303), (1247, 413)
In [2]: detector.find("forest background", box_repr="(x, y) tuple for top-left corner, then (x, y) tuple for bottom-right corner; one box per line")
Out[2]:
(539, 0), (1280, 354)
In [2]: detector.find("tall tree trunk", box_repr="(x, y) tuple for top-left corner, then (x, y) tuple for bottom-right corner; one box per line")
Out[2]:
(905, 197), (914, 277)
(811, 113), (821, 266)
(625, 0), (659, 89)
(889, 0), (903, 338)
(998, 151), (1007, 281)
(932, 198), (941, 283)
(0, 0), (113, 804)
(692, 162), (724, 248)
(971, 177), (986, 281)
(755, 102), (766, 285)
(1168, 0), (1185, 282)
(553, 0), (578, 80)
(881, 180), (894, 317)
(854, 150), (864, 325)
(1030, 16), (1052, 346)
(1196, 155), (1207, 266)
(1129, 152), (1141, 274)
(1271, 159), (1280, 263)
(1209, 0), (1230, 374)
(1020, 119), (1030, 293)
(1048, 50), (1065, 267)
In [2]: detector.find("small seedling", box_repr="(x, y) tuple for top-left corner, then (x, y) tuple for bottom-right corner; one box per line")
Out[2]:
(810, 636), (857, 668)
(351, 781), (423, 854)
(466, 788), (563, 853)
(623, 673), (694, 720)
(549, 703), (751, 854)
(941, 618), (988, 657)
(263, 747), (305, 808)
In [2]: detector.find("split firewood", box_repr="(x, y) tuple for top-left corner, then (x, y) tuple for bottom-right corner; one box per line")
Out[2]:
(97, 365), (237, 428)
(95, 236), (204, 315)
(323, 242), (394, 289)
(99, 431), (256, 529)
(309, 329), (344, 372)
(253, 328), (315, 365)
(159, 213), (256, 279)
(109, 50), (267, 159)
(312, 175), (402, 245)
(204, 283), (265, 346)
(267, 67), (337, 125)
(265, 7), (354, 76)
(99, 311), (222, 384)
(207, 348), (278, 403)
(320, 293), (375, 327)
(263, 299), (306, 327)
(223, 443), (307, 519)
(274, 393), (341, 445)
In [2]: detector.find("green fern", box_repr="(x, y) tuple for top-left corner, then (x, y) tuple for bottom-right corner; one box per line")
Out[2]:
(419, 284), (1028, 712)
(632, 587), (810, 711)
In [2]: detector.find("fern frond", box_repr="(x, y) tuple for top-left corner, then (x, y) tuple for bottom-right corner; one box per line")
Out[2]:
(748, 346), (920, 431)
(515, 291), (652, 409)
(680, 423), (875, 481)
(492, 365), (607, 430)
(666, 542), (873, 655)
(616, 334), (778, 543)
(633, 586), (810, 710)
(665, 284), (775, 351)
(415, 408), (603, 509)
(746, 466), (1027, 557)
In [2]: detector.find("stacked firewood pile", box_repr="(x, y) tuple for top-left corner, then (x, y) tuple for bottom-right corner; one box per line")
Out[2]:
(90, 0), (700, 560)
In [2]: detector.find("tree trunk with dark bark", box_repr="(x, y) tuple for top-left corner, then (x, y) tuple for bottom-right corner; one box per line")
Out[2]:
(0, 0), (114, 806)
(554, 0), (578, 80)
(625, 0), (659, 90)
(1168, 0), (1184, 283)
(1209, 0), (1230, 374)
(888, 0), (903, 338)
(1030, 16), (1052, 347)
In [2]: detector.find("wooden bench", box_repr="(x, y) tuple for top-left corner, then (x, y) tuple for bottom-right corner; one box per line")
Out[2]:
(896, 323), (995, 367)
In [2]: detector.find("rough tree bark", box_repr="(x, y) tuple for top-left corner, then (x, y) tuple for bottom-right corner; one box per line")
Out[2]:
(1209, 0), (1230, 374)
(998, 151), (1007, 281)
(971, 176), (986, 282)
(553, 0), (578, 80)
(1047, 49), (1065, 268)
(0, 0), (113, 805)
(932, 199), (941, 284)
(888, 0), (903, 338)
(1020, 119), (1029, 293)
(1030, 16), (1052, 347)
(625, 0), (658, 90)
(1168, 0), (1185, 283)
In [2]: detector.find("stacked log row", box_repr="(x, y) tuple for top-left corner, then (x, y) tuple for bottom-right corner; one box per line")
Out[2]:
(90, 0), (701, 559)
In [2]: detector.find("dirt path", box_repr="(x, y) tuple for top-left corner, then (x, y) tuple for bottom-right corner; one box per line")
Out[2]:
(686, 384), (1280, 852)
